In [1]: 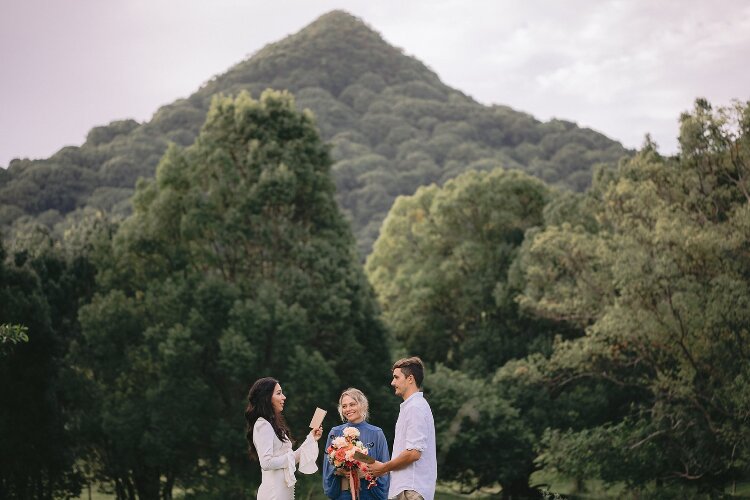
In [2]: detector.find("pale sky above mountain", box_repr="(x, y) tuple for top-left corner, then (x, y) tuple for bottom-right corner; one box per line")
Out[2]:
(1, 0), (749, 167)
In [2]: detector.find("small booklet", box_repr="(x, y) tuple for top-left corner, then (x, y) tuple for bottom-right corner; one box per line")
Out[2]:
(309, 407), (327, 429)
(352, 450), (375, 464)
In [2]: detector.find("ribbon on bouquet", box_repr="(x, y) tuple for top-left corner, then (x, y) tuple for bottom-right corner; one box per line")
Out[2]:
(349, 468), (361, 500)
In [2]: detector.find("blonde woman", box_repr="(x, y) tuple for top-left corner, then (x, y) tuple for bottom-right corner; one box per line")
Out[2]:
(322, 388), (390, 500)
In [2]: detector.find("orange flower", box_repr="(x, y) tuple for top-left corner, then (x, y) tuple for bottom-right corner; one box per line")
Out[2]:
(335, 446), (349, 463)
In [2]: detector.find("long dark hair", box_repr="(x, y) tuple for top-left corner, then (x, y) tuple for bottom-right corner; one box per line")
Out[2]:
(245, 377), (294, 460)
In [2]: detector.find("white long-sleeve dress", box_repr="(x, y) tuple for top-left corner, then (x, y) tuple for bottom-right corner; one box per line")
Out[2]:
(253, 417), (319, 500)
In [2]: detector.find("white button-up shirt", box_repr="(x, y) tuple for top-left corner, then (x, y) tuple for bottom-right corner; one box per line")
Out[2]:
(389, 392), (437, 500)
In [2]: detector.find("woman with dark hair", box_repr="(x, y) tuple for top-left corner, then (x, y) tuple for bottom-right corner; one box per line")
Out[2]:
(246, 377), (323, 499)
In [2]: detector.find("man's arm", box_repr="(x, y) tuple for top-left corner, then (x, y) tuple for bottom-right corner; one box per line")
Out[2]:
(367, 449), (421, 477)
(369, 405), (428, 477)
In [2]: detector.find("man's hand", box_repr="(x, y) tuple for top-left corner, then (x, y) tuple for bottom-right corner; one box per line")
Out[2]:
(368, 449), (420, 478)
(366, 460), (388, 478)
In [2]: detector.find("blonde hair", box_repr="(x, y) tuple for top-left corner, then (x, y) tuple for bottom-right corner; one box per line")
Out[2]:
(337, 388), (370, 422)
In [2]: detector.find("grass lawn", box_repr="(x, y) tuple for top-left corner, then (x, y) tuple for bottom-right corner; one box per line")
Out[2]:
(76, 484), (115, 500)
(77, 476), (750, 499)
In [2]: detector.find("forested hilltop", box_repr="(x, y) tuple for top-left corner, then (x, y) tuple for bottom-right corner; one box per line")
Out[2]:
(0, 10), (628, 254)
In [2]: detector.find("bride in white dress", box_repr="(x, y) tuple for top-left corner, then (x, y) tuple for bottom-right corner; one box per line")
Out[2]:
(246, 377), (323, 499)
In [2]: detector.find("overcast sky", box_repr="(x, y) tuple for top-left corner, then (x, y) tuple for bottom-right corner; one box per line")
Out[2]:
(2, 0), (749, 167)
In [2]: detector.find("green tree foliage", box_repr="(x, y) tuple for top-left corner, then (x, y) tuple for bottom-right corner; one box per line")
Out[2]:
(518, 99), (750, 495)
(70, 90), (392, 499)
(0, 11), (628, 256)
(366, 168), (587, 497)
(366, 168), (560, 372)
(0, 232), (97, 499)
(425, 365), (535, 496)
(0, 323), (28, 354)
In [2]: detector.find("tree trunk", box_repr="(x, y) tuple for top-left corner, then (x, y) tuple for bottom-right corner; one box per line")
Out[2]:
(114, 477), (126, 499)
(114, 475), (137, 500)
(574, 476), (584, 493)
(501, 478), (542, 500)
(133, 466), (161, 500)
(161, 471), (175, 500)
(126, 475), (137, 500)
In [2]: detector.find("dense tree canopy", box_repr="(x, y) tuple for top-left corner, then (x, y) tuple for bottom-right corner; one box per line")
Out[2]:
(518, 99), (750, 496)
(0, 233), (97, 499)
(69, 90), (393, 499)
(1, 8), (746, 498)
(365, 168), (587, 498)
(364, 98), (750, 498)
(366, 168), (559, 372)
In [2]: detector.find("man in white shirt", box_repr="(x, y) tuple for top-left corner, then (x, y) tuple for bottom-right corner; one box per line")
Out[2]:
(367, 356), (437, 500)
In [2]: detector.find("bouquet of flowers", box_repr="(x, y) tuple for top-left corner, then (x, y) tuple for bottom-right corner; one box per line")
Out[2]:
(326, 427), (377, 499)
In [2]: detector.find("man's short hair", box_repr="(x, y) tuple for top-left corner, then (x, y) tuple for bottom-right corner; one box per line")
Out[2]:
(392, 356), (425, 387)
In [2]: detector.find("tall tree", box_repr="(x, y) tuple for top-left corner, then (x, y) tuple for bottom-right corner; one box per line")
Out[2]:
(72, 90), (393, 499)
(0, 230), (96, 499)
(366, 168), (559, 373)
(366, 168), (582, 497)
(519, 99), (750, 495)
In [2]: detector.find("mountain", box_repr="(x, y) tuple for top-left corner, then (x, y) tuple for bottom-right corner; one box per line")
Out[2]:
(0, 10), (630, 254)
